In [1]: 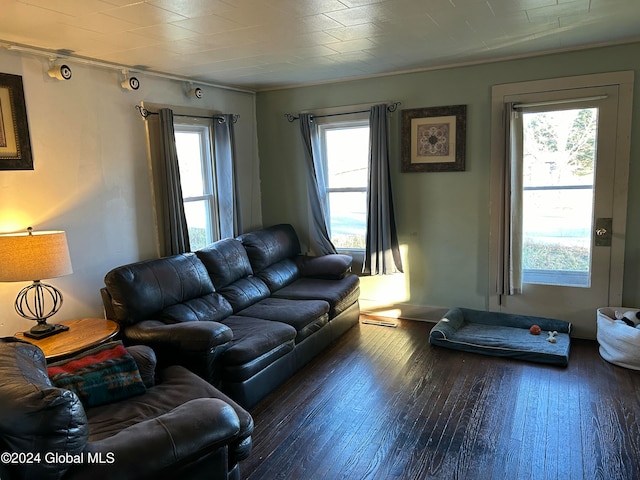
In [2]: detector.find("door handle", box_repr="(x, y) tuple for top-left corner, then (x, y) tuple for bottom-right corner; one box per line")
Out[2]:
(595, 218), (612, 246)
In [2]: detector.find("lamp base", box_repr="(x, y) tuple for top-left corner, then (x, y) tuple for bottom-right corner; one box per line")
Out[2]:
(23, 323), (69, 340)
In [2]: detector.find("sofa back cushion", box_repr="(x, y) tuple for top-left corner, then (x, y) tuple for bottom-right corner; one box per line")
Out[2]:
(218, 277), (271, 312)
(238, 224), (301, 270)
(238, 224), (301, 291)
(0, 339), (88, 480)
(196, 238), (270, 312)
(159, 295), (234, 324)
(104, 253), (226, 326)
(196, 238), (253, 288)
(251, 258), (300, 293)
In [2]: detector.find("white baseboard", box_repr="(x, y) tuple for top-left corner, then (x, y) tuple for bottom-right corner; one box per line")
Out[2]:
(360, 301), (448, 323)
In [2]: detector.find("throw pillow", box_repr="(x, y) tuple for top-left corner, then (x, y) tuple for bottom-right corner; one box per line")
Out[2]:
(48, 340), (146, 407)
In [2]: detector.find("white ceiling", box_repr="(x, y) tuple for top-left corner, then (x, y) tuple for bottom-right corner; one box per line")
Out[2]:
(1, 0), (640, 92)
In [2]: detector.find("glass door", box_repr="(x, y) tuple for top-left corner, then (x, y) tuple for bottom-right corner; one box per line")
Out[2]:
(490, 75), (633, 339)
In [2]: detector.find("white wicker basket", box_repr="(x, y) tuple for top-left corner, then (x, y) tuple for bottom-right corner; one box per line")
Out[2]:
(597, 307), (640, 370)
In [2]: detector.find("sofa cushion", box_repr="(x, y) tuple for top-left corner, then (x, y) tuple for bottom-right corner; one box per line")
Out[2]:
(237, 297), (330, 343)
(219, 316), (296, 381)
(250, 258), (298, 292)
(239, 224), (301, 272)
(85, 365), (254, 447)
(159, 294), (233, 324)
(196, 238), (253, 289)
(218, 277), (271, 312)
(196, 238), (272, 312)
(104, 253), (217, 326)
(271, 275), (360, 318)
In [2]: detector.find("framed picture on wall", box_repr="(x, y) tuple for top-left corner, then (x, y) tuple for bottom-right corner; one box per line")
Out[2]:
(401, 104), (466, 172)
(0, 73), (33, 170)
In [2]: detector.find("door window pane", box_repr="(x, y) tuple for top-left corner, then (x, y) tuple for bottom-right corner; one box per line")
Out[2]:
(521, 108), (597, 287)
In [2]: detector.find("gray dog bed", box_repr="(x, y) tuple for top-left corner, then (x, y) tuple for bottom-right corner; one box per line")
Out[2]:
(429, 307), (572, 366)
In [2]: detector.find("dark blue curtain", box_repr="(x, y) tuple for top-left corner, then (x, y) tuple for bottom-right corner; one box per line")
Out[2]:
(364, 104), (403, 274)
(157, 108), (190, 255)
(299, 113), (337, 255)
(214, 114), (242, 238)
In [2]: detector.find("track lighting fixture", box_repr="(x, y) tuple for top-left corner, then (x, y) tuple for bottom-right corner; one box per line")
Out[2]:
(5, 43), (253, 94)
(120, 70), (140, 91)
(47, 61), (72, 81)
(186, 83), (203, 99)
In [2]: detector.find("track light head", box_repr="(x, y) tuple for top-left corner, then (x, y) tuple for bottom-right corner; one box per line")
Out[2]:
(120, 70), (140, 91)
(187, 86), (203, 99)
(121, 76), (140, 91)
(47, 63), (72, 81)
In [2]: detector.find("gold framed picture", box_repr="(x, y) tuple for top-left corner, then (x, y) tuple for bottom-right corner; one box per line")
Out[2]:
(0, 73), (33, 170)
(401, 105), (466, 172)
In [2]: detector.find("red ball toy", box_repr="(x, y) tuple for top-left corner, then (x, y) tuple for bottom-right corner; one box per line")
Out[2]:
(530, 325), (541, 335)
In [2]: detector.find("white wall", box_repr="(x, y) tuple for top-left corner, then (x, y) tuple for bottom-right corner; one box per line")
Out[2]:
(0, 49), (260, 336)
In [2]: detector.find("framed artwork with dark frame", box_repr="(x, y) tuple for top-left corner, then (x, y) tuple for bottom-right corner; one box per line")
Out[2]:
(0, 73), (33, 170)
(401, 104), (466, 172)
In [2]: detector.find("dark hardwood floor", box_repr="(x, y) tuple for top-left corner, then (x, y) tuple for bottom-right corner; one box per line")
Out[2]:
(242, 317), (640, 480)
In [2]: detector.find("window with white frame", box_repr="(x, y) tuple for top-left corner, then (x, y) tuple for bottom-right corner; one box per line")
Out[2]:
(174, 119), (220, 250)
(317, 116), (370, 251)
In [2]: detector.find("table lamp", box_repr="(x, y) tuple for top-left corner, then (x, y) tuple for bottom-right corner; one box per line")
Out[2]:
(0, 227), (73, 339)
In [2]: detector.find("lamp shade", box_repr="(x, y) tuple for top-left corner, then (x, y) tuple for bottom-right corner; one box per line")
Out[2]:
(0, 230), (73, 282)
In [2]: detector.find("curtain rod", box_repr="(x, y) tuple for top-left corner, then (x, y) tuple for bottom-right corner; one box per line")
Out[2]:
(512, 95), (608, 110)
(135, 105), (239, 123)
(284, 102), (401, 122)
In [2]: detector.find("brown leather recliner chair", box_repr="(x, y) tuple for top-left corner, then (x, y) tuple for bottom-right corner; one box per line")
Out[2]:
(0, 338), (253, 480)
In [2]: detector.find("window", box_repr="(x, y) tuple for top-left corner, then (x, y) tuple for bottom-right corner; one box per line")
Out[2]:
(174, 119), (220, 250)
(318, 118), (370, 251)
(521, 107), (597, 287)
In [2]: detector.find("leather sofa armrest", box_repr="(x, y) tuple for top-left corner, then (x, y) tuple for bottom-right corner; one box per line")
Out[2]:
(122, 320), (233, 384)
(123, 320), (232, 353)
(100, 287), (117, 320)
(160, 365), (254, 463)
(66, 398), (240, 479)
(125, 345), (157, 388)
(296, 254), (353, 279)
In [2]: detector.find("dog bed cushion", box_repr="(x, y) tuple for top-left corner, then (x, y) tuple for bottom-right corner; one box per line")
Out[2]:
(597, 307), (640, 370)
(430, 307), (572, 366)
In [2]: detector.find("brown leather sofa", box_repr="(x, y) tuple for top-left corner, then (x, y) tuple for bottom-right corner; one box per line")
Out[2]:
(101, 224), (360, 408)
(0, 338), (253, 480)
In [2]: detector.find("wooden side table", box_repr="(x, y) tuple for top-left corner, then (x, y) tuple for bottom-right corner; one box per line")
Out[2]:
(15, 318), (120, 361)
